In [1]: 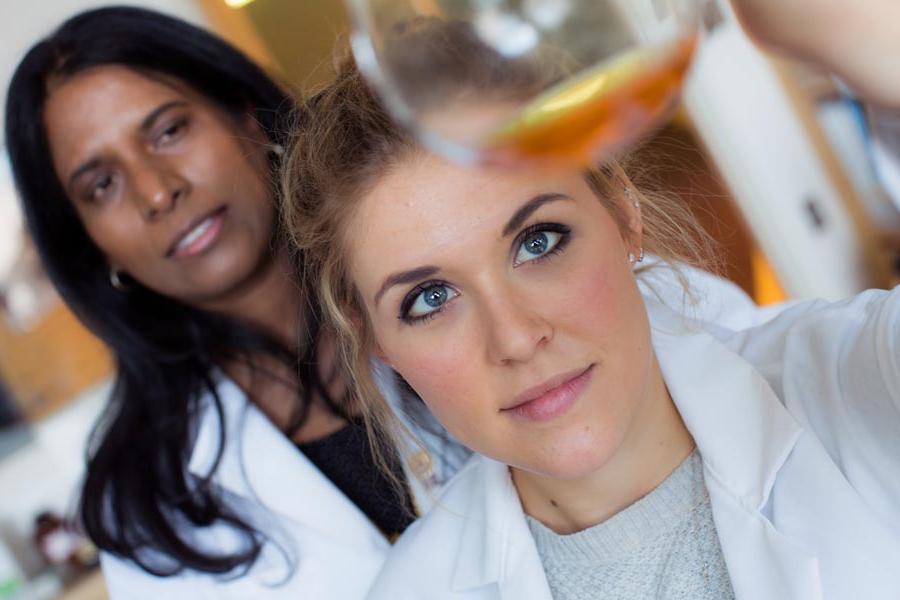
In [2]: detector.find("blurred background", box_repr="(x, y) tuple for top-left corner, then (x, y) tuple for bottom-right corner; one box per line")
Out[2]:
(0, 0), (897, 598)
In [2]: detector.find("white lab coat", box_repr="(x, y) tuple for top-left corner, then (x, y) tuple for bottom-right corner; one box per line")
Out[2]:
(97, 265), (768, 599)
(367, 289), (900, 600)
(100, 370), (449, 600)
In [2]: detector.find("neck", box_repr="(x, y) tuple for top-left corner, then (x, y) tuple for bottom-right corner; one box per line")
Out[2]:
(205, 245), (301, 350)
(512, 357), (694, 534)
(204, 246), (350, 443)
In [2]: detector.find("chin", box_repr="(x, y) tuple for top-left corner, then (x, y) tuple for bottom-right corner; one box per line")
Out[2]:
(516, 431), (623, 481)
(197, 249), (264, 291)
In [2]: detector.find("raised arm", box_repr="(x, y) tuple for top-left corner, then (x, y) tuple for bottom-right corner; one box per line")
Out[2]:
(730, 0), (900, 109)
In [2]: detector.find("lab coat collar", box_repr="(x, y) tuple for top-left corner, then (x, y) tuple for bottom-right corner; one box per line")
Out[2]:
(647, 298), (803, 510)
(648, 299), (821, 599)
(450, 455), (553, 599)
(186, 377), (388, 551)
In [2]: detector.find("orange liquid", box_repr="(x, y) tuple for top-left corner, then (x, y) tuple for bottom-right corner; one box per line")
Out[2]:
(485, 35), (698, 165)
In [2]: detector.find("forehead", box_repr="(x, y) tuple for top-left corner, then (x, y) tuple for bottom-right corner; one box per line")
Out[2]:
(43, 65), (190, 176)
(346, 154), (587, 285)
(353, 154), (519, 243)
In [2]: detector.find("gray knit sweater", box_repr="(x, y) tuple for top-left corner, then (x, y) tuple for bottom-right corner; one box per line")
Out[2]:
(526, 450), (735, 600)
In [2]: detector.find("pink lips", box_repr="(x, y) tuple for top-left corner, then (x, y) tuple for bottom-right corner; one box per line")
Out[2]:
(502, 365), (595, 423)
(168, 206), (227, 258)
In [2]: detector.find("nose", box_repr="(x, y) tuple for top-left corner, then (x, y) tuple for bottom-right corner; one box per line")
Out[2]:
(132, 160), (189, 220)
(483, 286), (553, 366)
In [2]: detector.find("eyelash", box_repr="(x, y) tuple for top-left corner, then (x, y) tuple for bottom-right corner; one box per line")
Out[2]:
(399, 280), (453, 325)
(157, 117), (188, 145)
(397, 222), (572, 325)
(85, 172), (117, 204)
(513, 222), (571, 267)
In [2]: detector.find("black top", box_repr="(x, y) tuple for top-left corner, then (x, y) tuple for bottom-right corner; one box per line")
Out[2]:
(297, 419), (416, 539)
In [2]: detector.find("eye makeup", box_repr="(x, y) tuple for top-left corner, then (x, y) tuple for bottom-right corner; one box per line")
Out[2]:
(511, 222), (571, 267)
(396, 221), (573, 325)
(399, 280), (459, 324)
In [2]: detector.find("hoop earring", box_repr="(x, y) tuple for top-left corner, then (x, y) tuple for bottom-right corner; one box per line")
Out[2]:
(628, 247), (644, 265)
(109, 268), (131, 292)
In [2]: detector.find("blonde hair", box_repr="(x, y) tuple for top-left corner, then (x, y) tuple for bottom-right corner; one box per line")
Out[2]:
(281, 47), (716, 481)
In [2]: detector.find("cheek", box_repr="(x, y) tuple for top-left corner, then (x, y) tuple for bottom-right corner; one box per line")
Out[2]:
(379, 323), (485, 429)
(184, 125), (271, 211)
(550, 246), (637, 336)
(81, 207), (149, 264)
(550, 241), (651, 409)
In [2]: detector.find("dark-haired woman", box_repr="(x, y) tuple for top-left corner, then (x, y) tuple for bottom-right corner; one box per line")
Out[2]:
(4, 7), (444, 598)
(5, 6), (768, 599)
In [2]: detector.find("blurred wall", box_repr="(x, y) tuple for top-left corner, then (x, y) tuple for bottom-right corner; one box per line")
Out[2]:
(239, 0), (348, 91)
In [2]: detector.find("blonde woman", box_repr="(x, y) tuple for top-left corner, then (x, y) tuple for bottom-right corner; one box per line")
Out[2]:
(282, 50), (900, 599)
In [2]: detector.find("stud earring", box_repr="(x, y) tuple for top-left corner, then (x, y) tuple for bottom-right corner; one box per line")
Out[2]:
(269, 143), (284, 157)
(624, 186), (640, 209)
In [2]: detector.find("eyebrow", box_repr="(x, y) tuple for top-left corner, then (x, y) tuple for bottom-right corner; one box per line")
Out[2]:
(139, 100), (187, 133)
(374, 265), (440, 307)
(502, 193), (572, 237)
(67, 159), (101, 192)
(66, 100), (187, 191)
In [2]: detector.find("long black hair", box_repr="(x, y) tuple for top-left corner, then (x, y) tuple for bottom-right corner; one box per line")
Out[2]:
(5, 6), (334, 577)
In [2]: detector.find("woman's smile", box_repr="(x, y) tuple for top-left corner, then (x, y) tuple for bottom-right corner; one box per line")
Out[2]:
(167, 205), (228, 259)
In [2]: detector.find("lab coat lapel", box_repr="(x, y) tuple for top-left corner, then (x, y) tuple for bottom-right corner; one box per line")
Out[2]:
(450, 456), (553, 600)
(649, 300), (822, 600)
(703, 476), (823, 599)
(187, 378), (387, 552)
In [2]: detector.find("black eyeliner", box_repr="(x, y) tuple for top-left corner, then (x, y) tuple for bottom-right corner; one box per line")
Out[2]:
(512, 222), (572, 266)
(398, 279), (452, 323)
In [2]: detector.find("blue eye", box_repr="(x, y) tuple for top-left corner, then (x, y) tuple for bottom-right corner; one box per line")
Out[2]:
(514, 229), (564, 266)
(402, 282), (459, 322)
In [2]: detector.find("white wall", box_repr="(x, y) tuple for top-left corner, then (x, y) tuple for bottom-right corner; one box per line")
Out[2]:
(0, 154), (22, 283)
